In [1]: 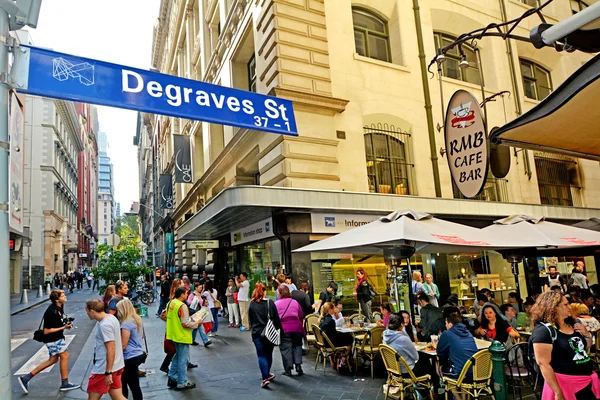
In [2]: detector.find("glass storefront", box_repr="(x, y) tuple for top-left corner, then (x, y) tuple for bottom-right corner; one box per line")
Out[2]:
(241, 239), (282, 299)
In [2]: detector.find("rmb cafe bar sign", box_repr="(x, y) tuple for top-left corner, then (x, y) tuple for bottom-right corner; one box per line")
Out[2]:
(444, 90), (489, 198)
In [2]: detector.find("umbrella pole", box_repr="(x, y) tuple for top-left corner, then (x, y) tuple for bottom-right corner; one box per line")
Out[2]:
(407, 257), (416, 326)
(511, 261), (521, 300)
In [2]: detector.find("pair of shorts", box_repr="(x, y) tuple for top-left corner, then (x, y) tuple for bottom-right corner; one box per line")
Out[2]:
(46, 338), (69, 356)
(87, 368), (123, 395)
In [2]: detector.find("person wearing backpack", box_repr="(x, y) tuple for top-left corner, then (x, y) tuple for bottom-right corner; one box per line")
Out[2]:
(530, 292), (599, 400)
(354, 268), (375, 322)
(17, 290), (80, 394)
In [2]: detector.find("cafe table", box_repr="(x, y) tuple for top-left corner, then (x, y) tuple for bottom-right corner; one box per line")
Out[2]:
(415, 338), (491, 356)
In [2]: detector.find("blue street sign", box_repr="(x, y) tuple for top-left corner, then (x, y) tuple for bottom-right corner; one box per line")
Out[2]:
(17, 46), (298, 136)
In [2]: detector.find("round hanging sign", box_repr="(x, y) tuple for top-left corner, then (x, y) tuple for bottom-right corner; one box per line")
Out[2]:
(444, 90), (489, 198)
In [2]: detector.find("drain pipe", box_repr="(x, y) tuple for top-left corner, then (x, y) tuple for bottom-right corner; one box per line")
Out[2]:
(499, 0), (532, 179)
(413, 0), (442, 197)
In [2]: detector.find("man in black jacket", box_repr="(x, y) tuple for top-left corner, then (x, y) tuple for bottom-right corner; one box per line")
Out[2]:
(417, 293), (445, 339)
(157, 274), (171, 317)
(17, 290), (80, 394)
(292, 282), (313, 318)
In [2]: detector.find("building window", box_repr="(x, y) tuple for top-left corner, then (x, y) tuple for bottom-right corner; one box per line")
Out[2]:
(520, 59), (552, 100)
(452, 171), (509, 202)
(364, 124), (413, 195)
(247, 55), (257, 93)
(433, 33), (480, 85)
(534, 154), (582, 206)
(571, 0), (589, 14)
(519, 0), (540, 6)
(352, 8), (390, 62)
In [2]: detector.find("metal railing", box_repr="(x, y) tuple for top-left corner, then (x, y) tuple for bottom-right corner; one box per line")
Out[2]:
(453, 177), (509, 202)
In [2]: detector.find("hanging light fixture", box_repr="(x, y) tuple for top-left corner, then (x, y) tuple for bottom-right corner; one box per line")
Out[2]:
(459, 53), (469, 68)
(435, 48), (446, 64)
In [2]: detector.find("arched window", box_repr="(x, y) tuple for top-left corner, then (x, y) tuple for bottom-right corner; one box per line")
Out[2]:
(433, 32), (480, 85)
(364, 125), (412, 195)
(352, 8), (390, 62)
(520, 59), (552, 100)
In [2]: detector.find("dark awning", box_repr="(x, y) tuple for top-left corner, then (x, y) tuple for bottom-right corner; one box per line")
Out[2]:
(490, 52), (600, 160)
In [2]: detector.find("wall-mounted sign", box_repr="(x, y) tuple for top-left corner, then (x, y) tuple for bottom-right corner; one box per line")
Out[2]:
(79, 253), (87, 258)
(444, 90), (489, 198)
(165, 232), (174, 254)
(173, 134), (193, 183)
(311, 213), (384, 234)
(159, 174), (173, 209)
(9, 93), (24, 233)
(230, 218), (273, 246)
(187, 240), (219, 249)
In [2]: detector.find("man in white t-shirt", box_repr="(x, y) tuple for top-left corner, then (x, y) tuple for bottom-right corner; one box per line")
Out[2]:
(84, 298), (126, 400)
(235, 272), (250, 331)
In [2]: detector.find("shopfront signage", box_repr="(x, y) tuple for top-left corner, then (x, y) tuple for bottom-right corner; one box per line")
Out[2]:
(311, 213), (384, 234)
(15, 46), (298, 136)
(165, 233), (174, 254)
(79, 253), (87, 258)
(444, 90), (489, 198)
(187, 240), (219, 249)
(230, 218), (273, 246)
(173, 134), (193, 183)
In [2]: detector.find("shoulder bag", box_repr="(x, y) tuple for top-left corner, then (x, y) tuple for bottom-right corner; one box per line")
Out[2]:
(141, 322), (149, 364)
(262, 299), (281, 346)
(33, 316), (45, 342)
(209, 290), (222, 309)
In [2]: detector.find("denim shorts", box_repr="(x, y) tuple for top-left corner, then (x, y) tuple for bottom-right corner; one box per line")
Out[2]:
(46, 338), (69, 356)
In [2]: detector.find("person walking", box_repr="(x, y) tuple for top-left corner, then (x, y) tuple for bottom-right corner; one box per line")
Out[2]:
(156, 274), (171, 317)
(276, 285), (304, 376)
(116, 299), (146, 400)
(165, 286), (197, 391)
(17, 290), (80, 394)
(249, 283), (282, 388)
(108, 280), (129, 317)
(236, 272), (251, 331)
(422, 273), (440, 307)
(103, 285), (116, 313)
(92, 270), (100, 292)
(226, 278), (241, 328)
(187, 285), (212, 347)
(203, 280), (219, 336)
(292, 282), (313, 318)
(353, 268), (375, 321)
(84, 298), (126, 400)
(530, 292), (599, 399)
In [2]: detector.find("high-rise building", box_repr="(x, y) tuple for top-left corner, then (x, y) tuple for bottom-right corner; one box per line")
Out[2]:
(97, 133), (115, 245)
(115, 202), (121, 219)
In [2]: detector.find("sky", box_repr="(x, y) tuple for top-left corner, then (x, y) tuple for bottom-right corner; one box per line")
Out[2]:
(28, 0), (161, 212)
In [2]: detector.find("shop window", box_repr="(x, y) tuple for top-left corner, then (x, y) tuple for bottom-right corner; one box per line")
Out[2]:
(241, 239), (282, 299)
(352, 8), (390, 62)
(364, 124), (413, 195)
(433, 32), (480, 85)
(520, 59), (552, 100)
(534, 154), (582, 207)
(247, 54), (256, 93)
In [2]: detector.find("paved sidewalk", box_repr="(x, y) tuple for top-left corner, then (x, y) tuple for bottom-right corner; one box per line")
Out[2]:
(11, 290), (50, 315)
(64, 300), (388, 400)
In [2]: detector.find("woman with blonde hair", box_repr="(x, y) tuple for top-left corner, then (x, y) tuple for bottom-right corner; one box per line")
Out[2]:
(103, 285), (116, 313)
(411, 271), (424, 314)
(116, 298), (145, 400)
(529, 292), (598, 400)
(571, 303), (600, 333)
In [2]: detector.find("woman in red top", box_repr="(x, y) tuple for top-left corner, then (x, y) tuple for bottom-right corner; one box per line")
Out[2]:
(480, 305), (520, 343)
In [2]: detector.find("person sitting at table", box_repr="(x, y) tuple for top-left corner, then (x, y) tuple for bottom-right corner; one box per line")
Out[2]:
(507, 292), (523, 313)
(400, 310), (417, 342)
(383, 313), (429, 378)
(332, 302), (346, 328)
(571, 303), (600, 334)
(319, 302), (353, 368)
(478, 305), (520, 344)
(500, 303), (519, 329)
(437, 308), (478, 400)
(376, 303), (392, 328)
(473, 294), (488, 316)
(417, 293), (445, 339)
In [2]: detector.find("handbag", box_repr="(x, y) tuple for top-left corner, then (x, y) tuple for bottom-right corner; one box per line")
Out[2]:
(33, 316), (45, 342)
(141, 323), (149, 364)
(261, 299), (281, 346)
(209, 290), (222, 309)
(233, 292), (239, 304)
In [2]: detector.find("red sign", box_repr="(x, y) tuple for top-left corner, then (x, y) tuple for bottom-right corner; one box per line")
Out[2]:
(9, 239), (14, 250)
(430, 234), (489, 246)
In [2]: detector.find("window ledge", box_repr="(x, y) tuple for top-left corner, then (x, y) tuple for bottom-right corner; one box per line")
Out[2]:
(353, 53), (410, 73)
(524, 97), (541, 105)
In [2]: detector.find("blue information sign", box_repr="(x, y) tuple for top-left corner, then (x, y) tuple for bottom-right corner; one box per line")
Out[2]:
(18, 46), (298, 136)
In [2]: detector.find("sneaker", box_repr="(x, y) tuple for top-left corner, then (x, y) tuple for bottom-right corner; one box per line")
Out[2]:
(208, 332), (214, 337)
(17, 376), (29, 394)
(167, 377), (177, 388)
(266, 373), (275, 382)
(191, 341), (199, 346)
(59, 382), (81, 392)
(204, 340), (213, 348)
(160, 366), (169, 374)
(234, 324), (239, 328)
(175, 382), (196, 391)
(261, 379), (270, 388)
(240, 327), (248, 331)
(228, 324), (234, 328)
(187, 362), (198, 369)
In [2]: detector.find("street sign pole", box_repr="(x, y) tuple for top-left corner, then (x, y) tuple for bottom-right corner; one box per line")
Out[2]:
(0, 8), (10, 397)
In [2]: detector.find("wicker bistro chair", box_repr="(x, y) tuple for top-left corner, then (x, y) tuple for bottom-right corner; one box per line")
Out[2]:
(356, 326), (385, 378)
(372, 311), (383, 322)
(442, 349), (493, 400)
(311, 324), (352, 375)
(304, 313), (320, 346)
(379, 344), (433, 400)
